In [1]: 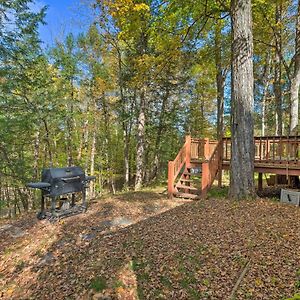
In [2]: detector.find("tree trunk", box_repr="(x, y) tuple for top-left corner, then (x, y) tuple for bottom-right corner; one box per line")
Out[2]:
(274, 1), (283, 135)
(215, 19), (225, 140)
(89, 130), (96, 198)
(229, 0), (255, 199)
(135, 87), (146, 190)
(261, 53), (272, 136)
(151, 85), (170, 181)
(290, 0), (300, 134)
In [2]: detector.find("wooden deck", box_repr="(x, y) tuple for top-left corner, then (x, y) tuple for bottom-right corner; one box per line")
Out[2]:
(168, 135), (300, 199)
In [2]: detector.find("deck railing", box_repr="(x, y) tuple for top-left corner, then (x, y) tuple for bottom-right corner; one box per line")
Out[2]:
(168, 135), (300, 199)
(168, 136), (190, 196)
(222, 136), (300, 165)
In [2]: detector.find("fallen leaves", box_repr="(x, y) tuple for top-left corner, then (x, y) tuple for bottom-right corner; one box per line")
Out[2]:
(0, 191), (300, 299)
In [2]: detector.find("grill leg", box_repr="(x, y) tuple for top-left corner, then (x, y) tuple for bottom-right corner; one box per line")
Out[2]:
(51, 197), (56, 212)
(82, 189), (87, 210)
(41, 193), (45, 213)
(71, 194), (75, 207)
(37, 193), (46, 220)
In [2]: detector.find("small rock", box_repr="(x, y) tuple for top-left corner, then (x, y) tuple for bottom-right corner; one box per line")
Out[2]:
(9, 226), (26, 238)
(111, 217), (133, 227)
(0, 225), (26, 238)
(0, 224), (13, 232)
(39, 252), (55, 266)
(93, 294), (111, 300)
(80, 233), (96, 241)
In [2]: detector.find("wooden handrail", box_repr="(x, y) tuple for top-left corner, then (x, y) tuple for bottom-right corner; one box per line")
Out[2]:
(201, 140), (223, 198)
(222, 136), (300, 164)
(168, 136), (191, 197)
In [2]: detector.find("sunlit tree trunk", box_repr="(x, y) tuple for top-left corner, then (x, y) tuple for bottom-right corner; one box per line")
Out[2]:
(229, 0), (255, 199)
(274, 1), (283, 136)
(135, 87), (146, 190)
(215, 19), (225, 140)
(290, 0), (300, 134)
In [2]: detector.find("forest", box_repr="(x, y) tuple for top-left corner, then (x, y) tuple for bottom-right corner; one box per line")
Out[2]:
(1, 0), (300, 216)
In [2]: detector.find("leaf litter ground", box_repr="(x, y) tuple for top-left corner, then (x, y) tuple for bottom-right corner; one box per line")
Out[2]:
(0, 190), (300, 299)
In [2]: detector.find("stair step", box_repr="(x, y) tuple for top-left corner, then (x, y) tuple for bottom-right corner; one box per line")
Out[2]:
(176, 184), (199, 191)
(180, 178), (200, 182)
(175, 192), (200, 200)
(183, 172), (201, 177)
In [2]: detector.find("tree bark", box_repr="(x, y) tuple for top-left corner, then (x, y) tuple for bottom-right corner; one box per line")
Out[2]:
(135, 87), (146, 190)
(274, 1), (283, 136)
(215, 19), (225, 140)
(290, 0), (300, 134)
(229, 0), (255, 199)
(89, 130), (96, 198)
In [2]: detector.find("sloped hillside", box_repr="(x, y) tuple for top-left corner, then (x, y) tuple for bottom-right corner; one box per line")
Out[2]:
(0, 191), (300, 300)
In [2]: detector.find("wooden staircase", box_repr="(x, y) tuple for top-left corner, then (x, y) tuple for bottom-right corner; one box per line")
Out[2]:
(168, 136), (222, 199)
(168, 135), (300, 200)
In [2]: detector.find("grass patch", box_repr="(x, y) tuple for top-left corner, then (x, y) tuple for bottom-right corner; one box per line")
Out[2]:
(90, 276), (107, 292)
(160, 276), (172, 288)
(208, 186), (228, 198)
(286, 295), (300, 300)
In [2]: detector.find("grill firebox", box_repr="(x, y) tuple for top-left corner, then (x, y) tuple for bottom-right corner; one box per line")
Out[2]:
(27, 166), (96, 220)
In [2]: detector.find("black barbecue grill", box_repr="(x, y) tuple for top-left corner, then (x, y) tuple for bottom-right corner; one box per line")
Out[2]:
(27, 166), (96, 220)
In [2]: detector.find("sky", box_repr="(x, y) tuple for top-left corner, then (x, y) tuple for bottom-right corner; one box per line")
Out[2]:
(35, 0), (92, 47)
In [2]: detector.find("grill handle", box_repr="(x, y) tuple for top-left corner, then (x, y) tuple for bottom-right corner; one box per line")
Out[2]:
(62, 176), (81, 183)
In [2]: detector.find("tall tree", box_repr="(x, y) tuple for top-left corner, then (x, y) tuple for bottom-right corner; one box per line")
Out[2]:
(230, 0), (255, 199)
(290, 0), (300, 134)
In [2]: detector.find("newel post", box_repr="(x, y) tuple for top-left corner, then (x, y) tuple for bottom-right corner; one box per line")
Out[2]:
(218, 139), (223, 187)
(168, 161), (175, 198)
(201, 161), (210, 198)
(185, 135), (191, 168)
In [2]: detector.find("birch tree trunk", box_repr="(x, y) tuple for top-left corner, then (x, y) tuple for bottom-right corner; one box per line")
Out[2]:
(290, 0), (300, 134)
(274, 1), (283, 135)
(215, 19), (225, 140)
(230, 0), (255, 199)
(135, 87), (146, 190)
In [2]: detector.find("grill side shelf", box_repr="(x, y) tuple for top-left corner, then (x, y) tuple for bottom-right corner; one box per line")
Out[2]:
(27, 182), (51, 189)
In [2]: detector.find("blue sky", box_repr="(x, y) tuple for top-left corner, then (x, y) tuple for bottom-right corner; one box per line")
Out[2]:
(35, 0), (92, 47)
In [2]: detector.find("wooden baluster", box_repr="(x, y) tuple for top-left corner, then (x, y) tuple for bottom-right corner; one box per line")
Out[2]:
(272, 136), (275, 162)
(266, 137), (270, 162)
(259, 137), (262, 162)
(225, 138), (228, 160)
(204, 138), (210, 160)
(185, 135), (191, 169)
(218, 140), (223, 187)
(168, 161), (175, 198)
(294, 135), (297, 164)
(279, 136), (282, 163)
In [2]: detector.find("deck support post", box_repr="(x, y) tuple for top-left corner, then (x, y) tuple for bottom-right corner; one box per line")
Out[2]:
(258, 173), (263, 191)
(168, 161), (175, 198)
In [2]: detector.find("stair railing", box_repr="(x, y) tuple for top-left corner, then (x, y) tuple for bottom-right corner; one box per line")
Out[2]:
(201, 139), (223, 198)
(168, 136), (191, 197)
